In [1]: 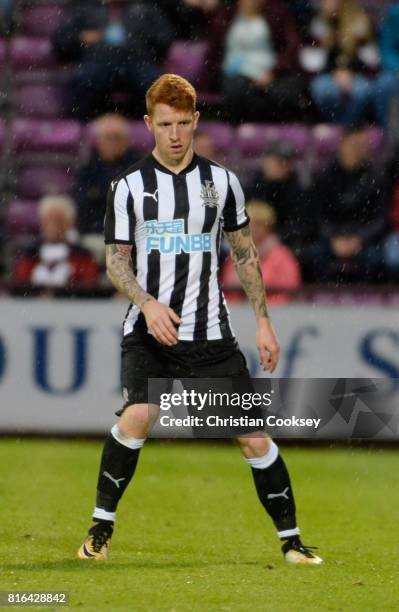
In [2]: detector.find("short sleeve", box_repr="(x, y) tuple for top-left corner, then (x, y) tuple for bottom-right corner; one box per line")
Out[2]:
(104, 178), (134, 244)
(222, 170), (250, 232)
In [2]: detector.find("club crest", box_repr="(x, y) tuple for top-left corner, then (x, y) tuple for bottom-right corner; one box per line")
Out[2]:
(200, 180), (219, 208)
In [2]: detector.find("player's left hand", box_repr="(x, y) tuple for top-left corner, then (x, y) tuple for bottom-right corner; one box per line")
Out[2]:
(256, 318), (280, 373)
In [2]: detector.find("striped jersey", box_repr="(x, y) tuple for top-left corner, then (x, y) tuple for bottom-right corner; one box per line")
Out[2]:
(104, 153), (249, 341)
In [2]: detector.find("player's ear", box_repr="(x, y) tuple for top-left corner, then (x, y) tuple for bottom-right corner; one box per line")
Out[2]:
(193, 111), (200, 130)
(144, 114), (153, 133)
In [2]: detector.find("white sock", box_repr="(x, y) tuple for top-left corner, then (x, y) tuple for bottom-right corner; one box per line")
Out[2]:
(92, 507), (116, 522)
(278, 527), (301, 539)
(244, 441), (279, 469)
(111, 423), (146, 450)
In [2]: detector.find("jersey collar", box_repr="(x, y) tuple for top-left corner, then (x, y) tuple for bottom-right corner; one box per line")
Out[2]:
(149, 152), (199, 176)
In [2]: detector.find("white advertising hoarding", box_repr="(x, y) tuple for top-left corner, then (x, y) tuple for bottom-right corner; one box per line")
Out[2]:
(0, 299), (398, 434)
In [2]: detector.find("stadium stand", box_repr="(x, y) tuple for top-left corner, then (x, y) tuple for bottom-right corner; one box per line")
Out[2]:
(0, 0), (398, 297)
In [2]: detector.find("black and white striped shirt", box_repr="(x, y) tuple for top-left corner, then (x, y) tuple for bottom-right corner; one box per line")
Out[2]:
(104, 153), (249, 341)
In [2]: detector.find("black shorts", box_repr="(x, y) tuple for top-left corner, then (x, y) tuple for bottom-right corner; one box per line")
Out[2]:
(119, 331), (263, 435)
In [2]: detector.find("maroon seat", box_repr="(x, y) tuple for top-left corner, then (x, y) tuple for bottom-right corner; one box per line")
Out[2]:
(198, 122), (234, 153)
(312, 124), (385, 161)
(7, 199), (39, 235)
(16, 166), (74, 200)
(129, 121), (154, 152)
(12, 119), (82, 153)
(14, 84), (65, 118)
(165, 40), (208, 82)
(312, 124), (342, 158)
(21, 4), (65, 38)
(10, 37), (56, 69)
(236, 123), (310, 157)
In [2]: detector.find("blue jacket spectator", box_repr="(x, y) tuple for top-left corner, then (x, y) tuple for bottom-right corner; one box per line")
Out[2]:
(53, 0), (174, 119)
(309, 0), (376, 125)
(0, 0), (14, 35)
(380, 3), (399, 72)
(374, 3), (399, 126)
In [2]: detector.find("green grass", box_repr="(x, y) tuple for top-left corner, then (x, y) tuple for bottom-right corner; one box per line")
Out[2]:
(0, 440), (398, 611)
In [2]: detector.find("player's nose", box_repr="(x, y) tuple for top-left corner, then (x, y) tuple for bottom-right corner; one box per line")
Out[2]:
(169, 125), (179, 141)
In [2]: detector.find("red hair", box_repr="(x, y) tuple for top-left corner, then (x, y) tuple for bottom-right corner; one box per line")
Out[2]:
(146, 74), (196, 116)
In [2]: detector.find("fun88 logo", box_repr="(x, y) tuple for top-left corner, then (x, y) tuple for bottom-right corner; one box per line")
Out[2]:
(145, 219), (212, 254)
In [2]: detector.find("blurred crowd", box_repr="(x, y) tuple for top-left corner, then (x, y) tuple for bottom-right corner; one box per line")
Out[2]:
(1, 0), (399, 300)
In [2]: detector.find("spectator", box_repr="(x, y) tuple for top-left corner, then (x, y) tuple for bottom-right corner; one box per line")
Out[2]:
(194, 130), (217, 159)
(205, 0), (305, 122)
(382, 143), (399, 280)
(0, 0), (14, 36)
(246, 141), (314, 252)
(373, 2), (399, 127)
(74, 114), (139, 260)
(309, 0), (376, 125)
(305, 126), (388, 283)
(13, 195), (99, 294)
(160, 0), (220, 39)
(383, 165), (399, 281)
(53, 0), (173, 120)
(281, 0), (315, 37)
(222, 200), (302, 305)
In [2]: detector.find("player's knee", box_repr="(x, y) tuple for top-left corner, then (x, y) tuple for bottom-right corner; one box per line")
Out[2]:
(118, 403), (158, 437)
(237, 435), (273, 458)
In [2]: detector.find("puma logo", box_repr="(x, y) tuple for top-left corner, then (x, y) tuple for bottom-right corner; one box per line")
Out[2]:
(103, 471), (126, 489)
(143, 189), (158, 202)
(267, 487), (290, 500)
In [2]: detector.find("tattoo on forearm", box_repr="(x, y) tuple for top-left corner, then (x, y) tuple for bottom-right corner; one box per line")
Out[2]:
(226, 226), (269, 319)
(105, 244), (152, 309)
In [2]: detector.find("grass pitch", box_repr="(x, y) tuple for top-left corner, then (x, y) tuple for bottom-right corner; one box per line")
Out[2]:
(0, 439), (398, 611)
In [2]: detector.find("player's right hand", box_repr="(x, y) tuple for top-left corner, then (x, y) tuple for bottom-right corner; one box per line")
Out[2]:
(141, 299), (181, 346)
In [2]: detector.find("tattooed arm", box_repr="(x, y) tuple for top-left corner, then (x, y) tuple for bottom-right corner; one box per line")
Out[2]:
(106, 243), (151, 308)
(106, 243), (181, 345)
(224, 224), (269, 320)
(224, 225), (280, 372)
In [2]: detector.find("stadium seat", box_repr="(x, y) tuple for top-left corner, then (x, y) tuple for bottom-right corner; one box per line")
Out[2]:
(165, 41), (208, 83)
(198, 122), (234, 153)
(312, 124), (385, 160)
(128, 121), (156, 152)
(10, 37), (56, 69)
(12, 119), (82, 153)
(15, 165), (73, 200)
(7, 199), (39, 235)
(20, 3), (65, 38)
(312, 124), (343, 158)
(14, 84), (65, 118)
(236, 123), (310, 157)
